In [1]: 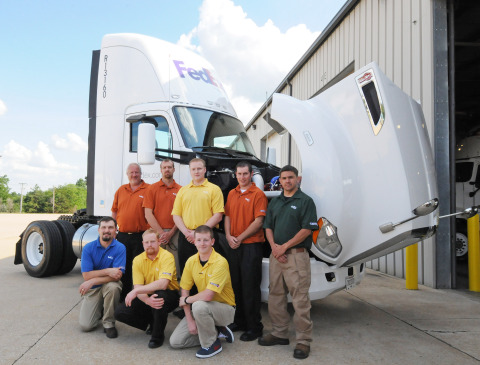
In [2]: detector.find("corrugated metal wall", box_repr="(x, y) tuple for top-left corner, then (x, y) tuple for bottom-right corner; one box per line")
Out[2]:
(246, 0), (437, 286)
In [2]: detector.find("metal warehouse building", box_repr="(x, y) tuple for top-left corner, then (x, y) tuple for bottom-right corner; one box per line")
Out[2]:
(246, 0), (480, 289)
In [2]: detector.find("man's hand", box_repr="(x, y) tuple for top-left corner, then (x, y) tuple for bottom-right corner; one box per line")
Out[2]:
(146, 294), (164, 309)
(186, 316), (198, 335)
(160, 230), (174, 245)
(226, 234), (241, 250)
(272, 243), (287, 263)
(106, 267), (123, 280)
(125, 290), (137, 307)
(185, 230), (195, 244)
(79, 280), (94, 296)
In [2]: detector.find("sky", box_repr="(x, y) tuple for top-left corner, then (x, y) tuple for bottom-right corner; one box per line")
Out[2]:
(0, 0), (347, 193)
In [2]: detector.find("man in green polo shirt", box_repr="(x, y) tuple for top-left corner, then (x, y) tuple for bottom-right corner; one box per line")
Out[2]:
(258, 165), (319, 360)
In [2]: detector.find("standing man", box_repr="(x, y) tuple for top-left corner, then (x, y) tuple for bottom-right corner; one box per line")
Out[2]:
(114, 229), (180, 348)
(172, 158), (224, 275)
(258, 165), (319, 360)
(170, 225), (235, 359)
(111, 162), (150, 298)
(143, 158), (182, 274)
(224, 161), (267, 341)
(78, 217), (126, 339)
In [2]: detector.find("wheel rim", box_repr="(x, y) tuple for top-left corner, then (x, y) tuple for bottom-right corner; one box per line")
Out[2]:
(26, 232), (44, 266)
(456, 232), (468, 257)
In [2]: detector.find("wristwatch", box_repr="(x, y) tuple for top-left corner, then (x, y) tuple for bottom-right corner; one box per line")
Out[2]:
(184, 296), (190, 305)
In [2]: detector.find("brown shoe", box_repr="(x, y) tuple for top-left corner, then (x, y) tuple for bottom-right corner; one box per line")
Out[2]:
(293, 343), (310, 359)
(258, 333), (289, 346)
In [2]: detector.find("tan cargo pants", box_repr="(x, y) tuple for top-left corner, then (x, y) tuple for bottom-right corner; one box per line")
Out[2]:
(268, 250), (312, 346)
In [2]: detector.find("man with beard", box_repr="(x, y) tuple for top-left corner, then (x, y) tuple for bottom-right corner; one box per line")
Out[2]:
(143, 159), (182, 276)
(115, 229), (180, 348)
(78, 217), (126, 338)
(112, 162), (150, 299)
(258, 165), (318, 360)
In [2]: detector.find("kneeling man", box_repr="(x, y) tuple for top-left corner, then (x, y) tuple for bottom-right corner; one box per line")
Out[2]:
(170, 225), (236, 359)
(115, 229), (180, 348)
(79, 217), (126, 338)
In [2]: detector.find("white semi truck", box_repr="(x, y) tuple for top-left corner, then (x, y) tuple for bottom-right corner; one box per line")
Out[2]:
(14, 33), (438, 301)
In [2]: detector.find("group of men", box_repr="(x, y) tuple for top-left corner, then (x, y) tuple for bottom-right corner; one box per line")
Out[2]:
(78, 157), (318, 360)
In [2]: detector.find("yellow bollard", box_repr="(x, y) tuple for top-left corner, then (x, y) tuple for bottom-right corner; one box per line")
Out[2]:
(406, 243), (418, 290)
(467, 214), (480, 292)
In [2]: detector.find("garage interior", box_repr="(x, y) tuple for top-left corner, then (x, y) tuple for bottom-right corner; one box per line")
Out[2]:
(451, 0), (480, 288)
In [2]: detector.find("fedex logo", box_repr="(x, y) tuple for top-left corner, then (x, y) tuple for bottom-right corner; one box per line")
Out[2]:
(173, 60), (219, 88)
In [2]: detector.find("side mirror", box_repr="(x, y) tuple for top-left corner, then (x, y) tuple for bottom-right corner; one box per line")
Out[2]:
(137, 122), (156, 165)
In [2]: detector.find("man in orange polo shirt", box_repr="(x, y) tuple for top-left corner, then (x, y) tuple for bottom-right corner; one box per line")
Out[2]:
(224, 161), (268, 341)
(143, 159), (181, 276)
(112, 162), (150, 299)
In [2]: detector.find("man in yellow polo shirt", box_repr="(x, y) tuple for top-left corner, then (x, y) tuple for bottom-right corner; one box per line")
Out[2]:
(172, 158), (224, 276)
(169, 225), (235, 359)
(114, 229), (179, 349)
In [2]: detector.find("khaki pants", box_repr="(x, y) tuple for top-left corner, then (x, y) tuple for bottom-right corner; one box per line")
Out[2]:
(169, 301), (235, 348)
(268, 250), (312, 346)
(79, 281), (122, 331)
(163, 229), (180, 281)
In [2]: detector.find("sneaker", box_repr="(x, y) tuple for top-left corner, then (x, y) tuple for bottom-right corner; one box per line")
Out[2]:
(258, 333), (289, 346)
(217, 325), (234, 343)
(104, 327), (118, 339)
(196, 338), (222, 358)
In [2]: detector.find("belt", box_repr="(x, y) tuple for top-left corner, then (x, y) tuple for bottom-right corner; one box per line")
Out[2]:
(285, 247), (305, 254)
(118, 231), (143, 235)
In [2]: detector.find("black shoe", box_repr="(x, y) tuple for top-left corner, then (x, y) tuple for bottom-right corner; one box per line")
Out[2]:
(173, 309), (185, 319)
(240, 329), (263, 342)
(258, 333), (289, 346)
(293, 344), (310, 359)
(227, 322), (246, 332)
(104, 327), (118, 339)
(148, 336), (164, 349)
(145, 324), (152, 335)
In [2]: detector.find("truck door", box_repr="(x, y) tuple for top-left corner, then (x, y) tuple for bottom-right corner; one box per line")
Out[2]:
(123, 112), (178, 185)
(270, 63), (438, 267)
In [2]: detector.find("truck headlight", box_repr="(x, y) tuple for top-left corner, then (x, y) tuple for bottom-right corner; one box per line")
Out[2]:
(312, 217), (342, 258)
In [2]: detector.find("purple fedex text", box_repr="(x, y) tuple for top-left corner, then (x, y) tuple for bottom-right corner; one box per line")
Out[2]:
(173, 60), (218, 87)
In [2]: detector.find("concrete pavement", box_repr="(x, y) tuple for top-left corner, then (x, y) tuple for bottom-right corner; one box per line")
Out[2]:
(1, 215), (480, 364)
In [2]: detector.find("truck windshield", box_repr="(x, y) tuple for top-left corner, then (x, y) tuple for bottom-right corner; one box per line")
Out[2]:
(173, 106), (256, 155)
(456, 162), (474, 183)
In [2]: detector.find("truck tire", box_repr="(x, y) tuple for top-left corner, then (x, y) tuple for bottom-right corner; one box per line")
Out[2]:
(21, 221), (64, 277)
(456, 219), (468, 259)
(53, 220), (78, 275)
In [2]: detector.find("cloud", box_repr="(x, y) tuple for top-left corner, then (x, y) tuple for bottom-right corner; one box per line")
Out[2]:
(0, 99), (7, 116)
(178, 0), (319, 123)
(52, 133), (88, 152)
(1, 140), (81, 191)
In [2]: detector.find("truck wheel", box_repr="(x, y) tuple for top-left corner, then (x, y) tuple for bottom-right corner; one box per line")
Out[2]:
(21, 221), (63, 277)
(455, 219), (468, 259)
(53, 220), (78, 275)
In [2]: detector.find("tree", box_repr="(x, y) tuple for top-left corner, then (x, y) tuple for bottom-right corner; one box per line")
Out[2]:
(0, 175), (10, 201)
(23, 185), (50, 213)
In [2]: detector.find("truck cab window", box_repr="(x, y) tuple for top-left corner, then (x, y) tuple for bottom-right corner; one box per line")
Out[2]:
(130, 116), (172, 156)
(173, 106), (256, 155)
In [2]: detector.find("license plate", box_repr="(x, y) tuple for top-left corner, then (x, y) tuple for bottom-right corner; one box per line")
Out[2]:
(345, 275), (355, 290)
